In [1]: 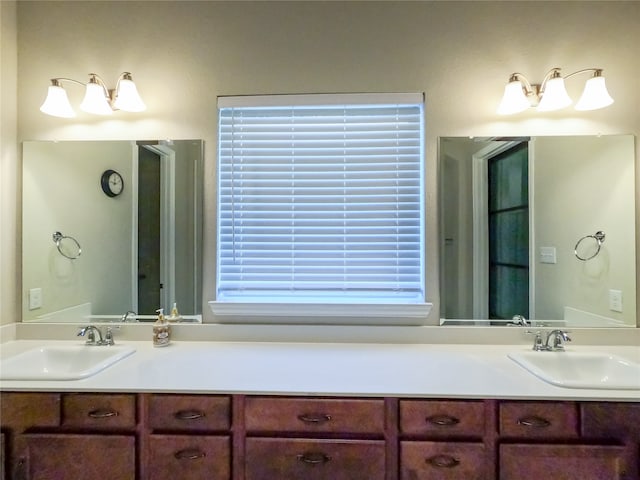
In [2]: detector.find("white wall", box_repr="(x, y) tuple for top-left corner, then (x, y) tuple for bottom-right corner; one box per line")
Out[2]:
(6, 1), (640, 324)
(22, 141), (135, 320)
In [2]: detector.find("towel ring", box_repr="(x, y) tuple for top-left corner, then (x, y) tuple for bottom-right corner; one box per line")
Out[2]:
(574, 230), (605, 261)
(52, 231), (82, 260)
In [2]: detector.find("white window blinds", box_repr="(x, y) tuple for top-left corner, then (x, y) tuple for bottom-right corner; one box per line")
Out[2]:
(216, 93), (425, 307)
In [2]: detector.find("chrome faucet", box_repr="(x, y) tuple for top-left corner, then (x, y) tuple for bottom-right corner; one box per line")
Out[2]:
(509, 314), (529, 327)
(77, 325), (114, 346)
(545, 329), (571, 351)
(121, 310), (138, 322)
(531, 329), (571, 351)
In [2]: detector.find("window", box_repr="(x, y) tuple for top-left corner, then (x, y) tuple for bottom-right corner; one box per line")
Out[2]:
(212, 93), (429, 321)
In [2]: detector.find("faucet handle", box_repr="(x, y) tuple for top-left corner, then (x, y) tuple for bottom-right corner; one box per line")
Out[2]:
(104, 327), (115, 346)
(526, 330), (545, 351)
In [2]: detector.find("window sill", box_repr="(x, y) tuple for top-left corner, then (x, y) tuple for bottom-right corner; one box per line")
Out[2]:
(208, 301), (432, 325)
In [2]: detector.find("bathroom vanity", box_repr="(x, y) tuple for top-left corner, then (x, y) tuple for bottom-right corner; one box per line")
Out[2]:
(1, 339), (639, 480)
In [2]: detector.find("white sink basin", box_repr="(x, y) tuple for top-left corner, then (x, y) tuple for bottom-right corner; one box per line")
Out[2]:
(0, 345), (135, 381)
(508, 351), (640, 390)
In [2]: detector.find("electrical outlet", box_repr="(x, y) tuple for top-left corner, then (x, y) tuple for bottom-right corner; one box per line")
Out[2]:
(609, 289), (623, 313)
(29, 288), (43, 310)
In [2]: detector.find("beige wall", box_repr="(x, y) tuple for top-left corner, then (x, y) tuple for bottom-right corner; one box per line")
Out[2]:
(1, 1), (18, 326)
(22, 141), (135, 320)
(533, 136), (636, 325)
(4, 1), (639, 324)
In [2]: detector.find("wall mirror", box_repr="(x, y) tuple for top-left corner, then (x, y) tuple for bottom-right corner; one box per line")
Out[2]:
(439, 135), (636, 328)
(22, 139), (204, 323)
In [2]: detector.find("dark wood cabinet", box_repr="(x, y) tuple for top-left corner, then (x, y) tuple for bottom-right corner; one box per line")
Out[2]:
(1, 391), (638, 480)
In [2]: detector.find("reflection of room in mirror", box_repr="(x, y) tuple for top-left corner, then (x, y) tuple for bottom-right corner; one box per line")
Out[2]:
(439, 135), (636, 328)
(22, 140), (204, 323)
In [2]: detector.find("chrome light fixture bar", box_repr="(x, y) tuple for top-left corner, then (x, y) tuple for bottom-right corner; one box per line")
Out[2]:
(497, 67), (613, 115)
(40, 72), (146, 118)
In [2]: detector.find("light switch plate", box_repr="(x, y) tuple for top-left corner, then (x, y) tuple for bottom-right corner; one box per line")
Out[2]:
(539, 246), (557, 264)
(609, 289), (623, 313)
(29, 288), (43, 310)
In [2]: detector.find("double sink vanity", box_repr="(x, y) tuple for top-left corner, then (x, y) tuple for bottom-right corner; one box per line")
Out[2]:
(1, 323), (639, 480)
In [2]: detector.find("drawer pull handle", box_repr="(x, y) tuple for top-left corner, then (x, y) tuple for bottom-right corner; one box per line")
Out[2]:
(297, 452), (332, 465)
(297, 413), (332, 424)
(88, 409), (119, 419)
(174, 448), (206, 460)
(517, 416), (551, 428)
(174, 409), (206, 420)
(426, 454), (460, 469)
(425, 414), (460, 427)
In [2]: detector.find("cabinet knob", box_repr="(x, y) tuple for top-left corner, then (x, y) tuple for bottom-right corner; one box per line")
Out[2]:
(517, 416), (551, 428)
(297, 452), (332, 464)
(297, 413), (332, 424)
(174, 448), (206, 460)
(426, 454), (461, 469)
(174, 409), (206, 420)
(425, 414), (460, 427)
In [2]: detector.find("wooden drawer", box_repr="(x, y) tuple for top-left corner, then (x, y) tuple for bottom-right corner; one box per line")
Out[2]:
(581, 402), (640, 441)
(147, 435), (231, 480)
(399, 400), (485, 437)
(400, 441), (486, 480)
(245, 438), (386, 480)
(499, 401), (578, 438)
(0, 392), (61, 429)
(148, 394), (231, 431)
(61, 393), (136, 429)
(245, 397), (385, 434)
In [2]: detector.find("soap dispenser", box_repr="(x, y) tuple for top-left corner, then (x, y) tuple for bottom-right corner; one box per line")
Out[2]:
(167, 302), (183, 323)
(152, 308), (171, 347)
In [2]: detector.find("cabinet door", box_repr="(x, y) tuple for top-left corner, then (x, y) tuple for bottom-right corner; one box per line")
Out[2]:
(500, 444), (630, 480)
(22, 434), (135, 480)
(147, 435), (230, 480)
(401, 441), (486, 480)
(245, 438), (386, 480)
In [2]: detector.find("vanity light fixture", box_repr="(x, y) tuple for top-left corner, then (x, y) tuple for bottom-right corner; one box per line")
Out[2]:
(497, 67), (614, 115)
(40, 72), (146, 118)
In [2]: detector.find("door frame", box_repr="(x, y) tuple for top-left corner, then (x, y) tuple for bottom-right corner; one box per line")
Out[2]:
(471, 140), (534, 320)
(133, 143), (176, 313)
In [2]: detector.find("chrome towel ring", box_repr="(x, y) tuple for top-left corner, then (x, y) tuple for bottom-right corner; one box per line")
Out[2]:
(574, 230), (605, 261)
(52, 231), (82, 260)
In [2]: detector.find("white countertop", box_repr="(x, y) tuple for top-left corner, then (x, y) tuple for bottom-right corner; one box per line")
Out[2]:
(1, 339), (639, 401)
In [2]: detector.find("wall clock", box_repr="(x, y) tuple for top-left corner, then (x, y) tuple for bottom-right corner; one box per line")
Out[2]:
(100, 169), (124, 197)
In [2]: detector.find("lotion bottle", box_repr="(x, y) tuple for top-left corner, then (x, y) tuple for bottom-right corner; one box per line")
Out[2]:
(152, 308), (171, 347)
(167, 302), (183, 323)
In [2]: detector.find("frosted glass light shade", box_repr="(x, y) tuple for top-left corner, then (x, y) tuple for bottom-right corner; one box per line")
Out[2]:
(497, 80), (531, 115)
(575, 75), (614, 111)
(113, 78), (146, 112)
(537, 77), (572, 111)
(80, 82), (113, 115)
(40, 85), (76, 118)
